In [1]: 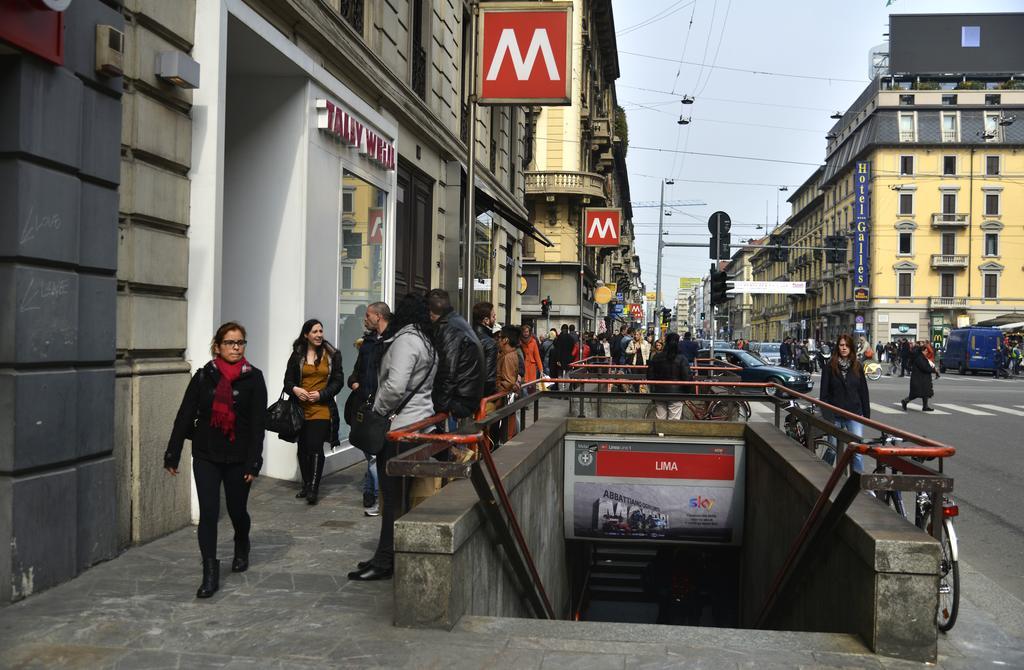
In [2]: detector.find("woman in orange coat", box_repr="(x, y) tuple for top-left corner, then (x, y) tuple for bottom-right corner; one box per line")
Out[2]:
(521, 324), (545, 394)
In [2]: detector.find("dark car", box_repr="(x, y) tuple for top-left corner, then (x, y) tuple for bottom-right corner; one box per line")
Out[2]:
(698, 348), (813, 396)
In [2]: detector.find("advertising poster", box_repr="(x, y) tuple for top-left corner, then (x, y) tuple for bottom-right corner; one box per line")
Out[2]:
(564, 436), (744, 545)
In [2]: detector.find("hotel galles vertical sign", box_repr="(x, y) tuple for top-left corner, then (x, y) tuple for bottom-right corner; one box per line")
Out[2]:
(853, 161), (870, 301)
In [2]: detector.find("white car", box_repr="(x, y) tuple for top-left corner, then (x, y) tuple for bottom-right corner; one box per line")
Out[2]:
(751, 342), (782, 365)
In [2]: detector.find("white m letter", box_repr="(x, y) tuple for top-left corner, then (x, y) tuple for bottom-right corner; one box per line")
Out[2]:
(588, 217), (617, 240)
(486, 28), (560, 81)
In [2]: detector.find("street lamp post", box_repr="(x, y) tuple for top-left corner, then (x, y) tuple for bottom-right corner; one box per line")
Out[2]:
(655, 178), (673, 313)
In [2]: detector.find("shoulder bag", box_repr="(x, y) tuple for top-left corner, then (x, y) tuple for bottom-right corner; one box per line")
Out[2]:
(349, 351), (436, 455)
(266, 388), (304, 441)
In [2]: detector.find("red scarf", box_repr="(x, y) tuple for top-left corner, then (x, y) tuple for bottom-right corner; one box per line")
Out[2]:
(211, 357), (248, 441)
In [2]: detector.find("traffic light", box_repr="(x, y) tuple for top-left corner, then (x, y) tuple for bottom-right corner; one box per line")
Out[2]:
(541, 296), (551, 317)
(708, 232), (730, 260)
(660, 307), (672, 324)
(710, 268), (732, 306)
(825, 235), (847, 263)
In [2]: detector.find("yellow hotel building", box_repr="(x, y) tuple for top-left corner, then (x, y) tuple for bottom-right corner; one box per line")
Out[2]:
(753, 75), (1024, 345)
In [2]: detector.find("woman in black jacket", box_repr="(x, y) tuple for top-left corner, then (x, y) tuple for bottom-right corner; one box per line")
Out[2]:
(165, 322), (267, 598)
(819, 333), (870, 473)
(283, 319), (345, 505)
(901, 342), (936, 412)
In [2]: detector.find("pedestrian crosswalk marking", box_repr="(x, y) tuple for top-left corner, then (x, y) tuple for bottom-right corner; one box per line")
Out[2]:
(975, 404), (1024, 417)
(895, 402), (950, 414)
(870, 402), (903, 415)
(932, 403), (995, 416)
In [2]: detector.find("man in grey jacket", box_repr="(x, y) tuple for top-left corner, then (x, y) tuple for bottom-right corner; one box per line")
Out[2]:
(349, 293), (437, 582)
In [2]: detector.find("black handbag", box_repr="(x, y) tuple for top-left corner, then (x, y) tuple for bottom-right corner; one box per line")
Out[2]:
(349, 354), (435, 455)
(266, 389), (304, 440)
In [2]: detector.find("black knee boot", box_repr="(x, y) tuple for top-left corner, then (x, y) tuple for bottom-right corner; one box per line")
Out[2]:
(296, 452), (311, 499)
(307, 452), (325, 505)
(197, 558), (220, 598)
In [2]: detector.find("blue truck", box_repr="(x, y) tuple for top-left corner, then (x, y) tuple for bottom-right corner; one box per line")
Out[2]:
(939, 327), (1002, 375)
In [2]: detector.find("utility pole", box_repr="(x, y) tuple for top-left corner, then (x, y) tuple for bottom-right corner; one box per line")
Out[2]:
(462, 3), (479, 320)
(655, 178), (672, 312)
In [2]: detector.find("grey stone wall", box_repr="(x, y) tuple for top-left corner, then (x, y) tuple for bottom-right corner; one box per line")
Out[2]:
(115, 0), (197, 545)
(740, 422), (940, 663)
(0, 0), (124, 602)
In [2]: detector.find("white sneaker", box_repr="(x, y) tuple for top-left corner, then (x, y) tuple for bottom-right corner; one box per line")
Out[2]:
(364, 503), (380, 517)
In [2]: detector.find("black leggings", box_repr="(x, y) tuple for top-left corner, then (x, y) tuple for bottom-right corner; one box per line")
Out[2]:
(370, 439), (415, 570)
(297, 419), (330, 485)
(193, 458), (251, 561)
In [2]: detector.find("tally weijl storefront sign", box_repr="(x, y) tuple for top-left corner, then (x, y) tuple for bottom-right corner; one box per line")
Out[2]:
(315, 99), (396, 171)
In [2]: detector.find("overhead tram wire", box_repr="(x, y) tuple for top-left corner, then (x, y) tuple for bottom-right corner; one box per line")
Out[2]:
(629, 146), (822, 167)
(618, 51), (866, 84)
(616, 0), (696, 37)
(695, 0), (732, 97)
(619, 104), (827, 134)
(666, 0), (699, 177)
(618, 85), (840, 114)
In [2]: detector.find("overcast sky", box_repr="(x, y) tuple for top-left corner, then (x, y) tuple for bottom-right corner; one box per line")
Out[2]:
(612, 0), (1023, 303)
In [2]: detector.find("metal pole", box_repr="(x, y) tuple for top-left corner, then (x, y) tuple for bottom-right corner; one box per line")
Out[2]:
(710, 212), (721, 359)
(462, 3), (479, 320)
(655, 179), (665, 311)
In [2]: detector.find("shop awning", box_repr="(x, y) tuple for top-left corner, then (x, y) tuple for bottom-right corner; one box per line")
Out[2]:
(976, 313), (1024, 327)
(470, 172), (553, 248)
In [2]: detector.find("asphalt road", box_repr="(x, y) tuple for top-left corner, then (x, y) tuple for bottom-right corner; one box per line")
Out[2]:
(803, 367), (1024, 603)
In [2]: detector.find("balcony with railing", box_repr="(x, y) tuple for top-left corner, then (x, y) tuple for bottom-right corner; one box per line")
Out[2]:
(941, 130), (958, 142)
(899, 130), (915, 142)
(930, 254), (968, 269)
(525, 171), (607, 200)
(931, 212), (970, 228)
(929, 296), (969, 309)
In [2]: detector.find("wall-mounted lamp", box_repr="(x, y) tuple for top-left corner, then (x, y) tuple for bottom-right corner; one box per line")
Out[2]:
(581, 196), (591, 204)
(157, 51), (201, 89)
(544, 194), (556, 203)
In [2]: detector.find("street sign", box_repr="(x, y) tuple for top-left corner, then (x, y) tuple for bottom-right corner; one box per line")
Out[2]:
(583, 207), (621, 246)
(478, 2), (573, 105)
(707, 211), (731, 234)
(855, 315), (865, 333)
(727, 281), (805, 294)
(629, 303), (644, 320)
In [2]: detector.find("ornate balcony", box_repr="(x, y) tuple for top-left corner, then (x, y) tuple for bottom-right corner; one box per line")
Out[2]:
(929, 296), (968, 309)
(930, 254), (968, 269)
(931, 213), (970, 228)
(525, 171), (607, 200)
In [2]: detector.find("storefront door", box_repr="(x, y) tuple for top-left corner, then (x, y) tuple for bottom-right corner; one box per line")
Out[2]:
(395, 163), (433, 296)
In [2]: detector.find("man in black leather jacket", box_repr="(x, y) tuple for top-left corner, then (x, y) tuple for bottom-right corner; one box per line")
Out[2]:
(472, 301), (498, 396)
(427, 289), (485, 418)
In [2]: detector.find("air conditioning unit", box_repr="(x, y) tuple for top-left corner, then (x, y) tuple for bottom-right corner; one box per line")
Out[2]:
(95, 25), (125, 77)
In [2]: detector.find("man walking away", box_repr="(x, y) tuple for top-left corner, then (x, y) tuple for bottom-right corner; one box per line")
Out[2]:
(346, 301), (390, 515)
(899, 338), (912, 377)
(551, 324), (575, 390)
(780, 338), (792, 368)
(681, 331), (700, 366)
(472, 302), (498, 398)
(428, 289), (484, 420)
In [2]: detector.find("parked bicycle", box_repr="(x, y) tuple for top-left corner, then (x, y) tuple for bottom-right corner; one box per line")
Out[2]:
(863, 360), (883, 381)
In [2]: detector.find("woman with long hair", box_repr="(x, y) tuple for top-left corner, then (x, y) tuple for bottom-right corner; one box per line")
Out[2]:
(819, 333), (871, 473)
(348, 293), (437, 581)
(283, 319), (345, 505)
(165, 322), (267, 597)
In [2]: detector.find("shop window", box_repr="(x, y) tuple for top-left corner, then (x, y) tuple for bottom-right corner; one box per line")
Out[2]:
(985, 155), (1000, 175)
(984, 232), (999, 256)
(898, 232), (912, 255)
(474, 211), (495, 306)
(984, 274), (998, 299)
(942, 156), (956, 175)
(898, 272), (912, 298)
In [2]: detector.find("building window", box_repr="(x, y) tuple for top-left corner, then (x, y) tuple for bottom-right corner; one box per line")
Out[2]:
(941, 232), (956, 255)
(507, 106), (517, 191)
(984, 232), (999, 256)
(489, 107), (499, 173)
(985, 155), (1000, 176)
(985, 192), (1000, 216)
(337, 0), (364, 36)
(941, 192), (956, 214)
(341, 265), (353, 289)
(943, 156), (956, 175)
(940, 273), (954, 298)
(941, 112), (958, 142)
(898, 272), (912, 298)
(411, 0), (428, 100)
(984, 112), (1000, 141)
(941, 94), (957, 106)
(899, 155), (914, 175)
(898, 113), (915, 142)
(985, 94), (1001, 106)
(899, 94), (914, 106)
(984, 274), (998, 299)
(523, 273), (539, 298)
(342, 188), (355, 213)
(899, 192), (914, 215)
(898, 232), (912, 255)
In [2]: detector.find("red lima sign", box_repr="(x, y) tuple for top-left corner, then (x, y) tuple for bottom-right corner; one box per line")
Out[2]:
(478, 2), (573, 105)
(315, 99), (396, 171)
(583, 208), (621, 247)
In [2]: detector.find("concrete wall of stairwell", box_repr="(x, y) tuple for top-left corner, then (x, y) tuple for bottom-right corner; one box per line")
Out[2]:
(740, 422), (940, 663)
(393, 417), (572, 628)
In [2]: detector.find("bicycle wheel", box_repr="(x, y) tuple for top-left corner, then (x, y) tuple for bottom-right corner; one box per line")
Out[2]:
(934, 516), (960, 632)
(706, 400), (742, 421)
(812, 438), (836, 465)
(866, 364), (882, 381)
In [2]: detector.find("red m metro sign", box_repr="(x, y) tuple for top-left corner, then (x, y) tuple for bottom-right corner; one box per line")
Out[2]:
(478, 2), (573, 105)
(583, 208), (621, 247)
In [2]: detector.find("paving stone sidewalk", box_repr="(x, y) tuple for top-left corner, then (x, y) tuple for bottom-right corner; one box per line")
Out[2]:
(1, 399), (1022, 669)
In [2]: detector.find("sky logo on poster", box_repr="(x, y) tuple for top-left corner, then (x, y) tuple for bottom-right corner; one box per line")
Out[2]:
(689, 496), (714, 511)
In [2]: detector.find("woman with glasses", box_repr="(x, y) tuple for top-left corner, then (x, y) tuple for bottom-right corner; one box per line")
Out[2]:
(164, 322), (267, 598)
(283, 319), (345, 505)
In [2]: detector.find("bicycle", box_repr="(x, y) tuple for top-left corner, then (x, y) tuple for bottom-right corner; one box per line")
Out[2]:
(862, 435), (960, 632)
(863, 360), (883, 381)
